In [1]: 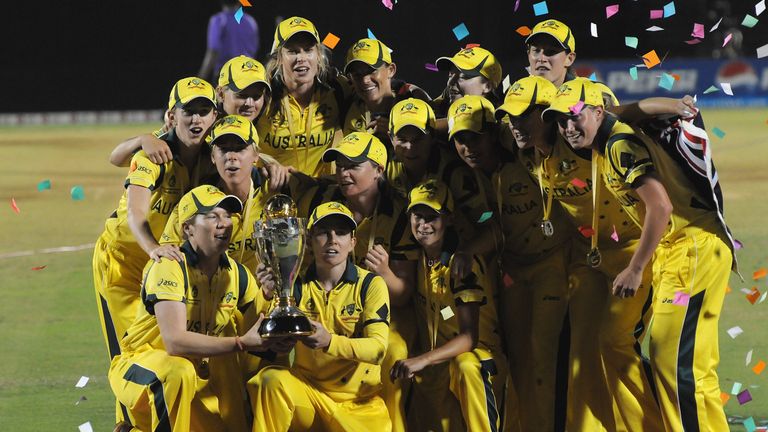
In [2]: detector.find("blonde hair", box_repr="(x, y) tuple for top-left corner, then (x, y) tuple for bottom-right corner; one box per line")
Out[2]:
(265, 42), (334, 94)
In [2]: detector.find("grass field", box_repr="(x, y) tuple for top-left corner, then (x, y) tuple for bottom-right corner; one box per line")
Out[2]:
(0, 111), (767, 431)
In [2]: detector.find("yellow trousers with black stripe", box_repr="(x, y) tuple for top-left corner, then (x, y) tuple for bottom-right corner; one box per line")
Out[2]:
(408, 349), (505, 432)
(650, 229), (731, 432)
(248, 366), (391, 431)
(501, 248), (570, 432)
(380, 304), (417, 432)
(108, 347), (249, 432)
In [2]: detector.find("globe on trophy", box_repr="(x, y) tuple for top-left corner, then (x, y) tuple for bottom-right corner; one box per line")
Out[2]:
(254, 194), (314, 338)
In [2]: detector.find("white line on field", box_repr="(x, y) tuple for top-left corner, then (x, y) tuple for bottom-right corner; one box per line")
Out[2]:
(0, 243), (94, 260)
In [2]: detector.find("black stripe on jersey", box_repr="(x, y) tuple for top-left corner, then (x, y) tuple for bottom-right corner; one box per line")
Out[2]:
(99, 294), (122, 359)
(605, 133), (652, 183)
(363, 318), (389, 327)
(123, 364), (172, 432)
(153, 163), (166, 191)
(678, 290), (704, 432)
(480, 358), (500, 432)
(359, 273), (376, 308)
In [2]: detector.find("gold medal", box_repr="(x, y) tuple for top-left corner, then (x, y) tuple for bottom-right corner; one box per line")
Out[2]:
(541, 219), (554, 237)
(587, 248), (602, 268)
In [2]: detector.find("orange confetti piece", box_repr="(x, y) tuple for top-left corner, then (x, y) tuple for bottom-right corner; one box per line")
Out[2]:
(516, 26), (532, 36)
(322, 33), (341, 49)
(726, 285), (732, 293)
(238, 0), (251, 5)
(671, 73), (681, 81)
(10, 198), (20, 214)
(642, 50), (661, 69)
(31, 266), (47, 271)
(747, 288), (761, 304)
(578, 226), (595, 238)
(465, 43), (481, 49)
(720, 392), (730, 405)
(752, 360), (766, 375)
(753, 268), (767, 280)
(503, 273), (514, 288)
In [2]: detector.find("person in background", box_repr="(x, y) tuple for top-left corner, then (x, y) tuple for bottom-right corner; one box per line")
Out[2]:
(198, 0), (260, 84)
(432, 46), (503, 117)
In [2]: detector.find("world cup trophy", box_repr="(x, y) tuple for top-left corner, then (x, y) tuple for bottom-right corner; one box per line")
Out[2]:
(254, 194), (314, 338)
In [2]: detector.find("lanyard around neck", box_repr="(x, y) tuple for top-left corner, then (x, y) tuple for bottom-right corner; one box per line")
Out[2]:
(535, 151), (555, 237)
(588, 150), (602, 267)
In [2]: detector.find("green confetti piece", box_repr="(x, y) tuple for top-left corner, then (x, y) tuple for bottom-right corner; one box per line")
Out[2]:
(742, 14), (759, 28)
(703, 85), (720, 94)
(659, 73), (675, 90)
(711, 127), (726, 138)
(625, 36), (638, 48)
(629, 66), (638, 80)
(743, 416), (756, 432)
(37, 179), (51, 191)
(70, 185), (85, 201)
(477, 211), (493, 223)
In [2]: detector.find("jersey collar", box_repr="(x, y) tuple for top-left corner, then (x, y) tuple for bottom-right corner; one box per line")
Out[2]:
(304, 257), (359, 287)
(595, 114), (618, 154)
(180, 240), (231, 270)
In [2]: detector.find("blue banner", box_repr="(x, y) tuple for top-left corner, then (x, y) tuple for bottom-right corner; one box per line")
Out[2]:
(573, 58), (768, 107)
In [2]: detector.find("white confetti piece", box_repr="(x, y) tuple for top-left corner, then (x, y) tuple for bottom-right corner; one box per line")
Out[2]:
(759, 291), (768, 303)
(757, 43), (768, 59)
(78, 422), (94, 432)
(502, 75), (511, 93)
(757, 0), (766, 16)
(728, 326), (744, 339)
(747, 349), (754, 366)
(710, 17), (723, 32)
(721, 83), (733, 95)
(440, 306), (455, 320)
(646, 26), (664, 32)
(741, 288), (754, 295)
(75, 376), (89, 388)
(590, 22), (598, 37)
(732, 381), (743, 395)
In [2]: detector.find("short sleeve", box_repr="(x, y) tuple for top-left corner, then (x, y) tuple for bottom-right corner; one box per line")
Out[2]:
(606, 135), (655, 187)
(451, 257), (486, 305)
(362, 275), (390, 327)
(143, 258), (187, 314)
(159, 203), (183, 245)
(207, 14), (224, 52)
(126, 152), (161, 190)
(389, 211), (420, 261)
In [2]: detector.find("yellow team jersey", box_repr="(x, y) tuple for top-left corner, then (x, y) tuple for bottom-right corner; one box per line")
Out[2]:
(257, 76), (352, 177)
(101, 130), (212, 256)
(291, 262), (390, 402)
(520, 136), (641, 248)
(119, 242), (266, 354)
(414, 238), (501, 354)
(160, 172), (273, 272)
(597, 117), (726, 242)
(479, 149), (571, 264)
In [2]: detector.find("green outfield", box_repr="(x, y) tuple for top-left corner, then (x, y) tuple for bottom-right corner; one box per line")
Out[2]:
(0, 110), (766, 431)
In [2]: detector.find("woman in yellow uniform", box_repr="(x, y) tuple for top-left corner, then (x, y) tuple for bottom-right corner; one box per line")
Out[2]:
(432, 46), (503, 116)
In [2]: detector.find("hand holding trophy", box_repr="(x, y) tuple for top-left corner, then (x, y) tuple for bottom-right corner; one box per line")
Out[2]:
(254, 194), (315, 338)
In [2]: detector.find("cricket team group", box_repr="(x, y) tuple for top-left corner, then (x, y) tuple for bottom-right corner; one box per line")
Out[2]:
(92, 15), (737, 432)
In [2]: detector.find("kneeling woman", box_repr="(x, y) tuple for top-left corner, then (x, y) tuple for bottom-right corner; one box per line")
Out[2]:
(108, 188), (272, 431)
(391, 180), (506, 432)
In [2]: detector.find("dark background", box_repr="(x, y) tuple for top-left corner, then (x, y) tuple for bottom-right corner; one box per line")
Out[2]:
(5, 0), (763, 112)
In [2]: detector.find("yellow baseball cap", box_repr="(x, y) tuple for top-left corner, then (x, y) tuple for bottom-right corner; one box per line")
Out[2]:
(307, 201), (357, 232)
(167, 77), (217, 111)
(322, 132), (388, 168)
(541, 79), (604, 122)
(436, 46), (502, 87)
(178, 185), (243, 224)
(587, 79), (620, 107)
(209, 115), (259, 148)
(447, 95), (496, 140)
(218, 55), (271, 92)
(344, 38), (393, 74)
(407, 179), (454, 214)
(496, 76), (558, 119)
(271, 16), (320, 53)
(389, 98), (436, 135)
(526, 19), (576, 53)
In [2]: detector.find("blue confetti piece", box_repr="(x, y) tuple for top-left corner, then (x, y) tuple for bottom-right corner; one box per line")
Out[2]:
(743, 417), (756, 432)
(234, 6), (244, 24)
(37, 179), (51, 192)
(70, 185), (85, 201)
(367, 28), (377, 40)
(452, 23), (469, 41)
(663, 1), (675, 18)
(533, 1), (549, 16)
(711, 127), (726, 138)
(588, 72), (597, 81)
(659, 73), (675, 90)
(477, 211), (493, 223)
(629, 66), (638, 80)
(625, 36), (638, 48)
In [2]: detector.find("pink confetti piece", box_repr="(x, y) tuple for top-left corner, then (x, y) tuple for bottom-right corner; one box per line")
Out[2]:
(692, 23), (705, 38)
(734, 239), (744, 250)
(514, 0), (520, 12)
(673, 291), (690, 306)
(10, 198), (20, 214)
(570, 178), (587, 188)
(685, 39), (703, 45)
(650, 9), (664, 19)
(723, 33), (733, 47)
(424, 63), (439, 72)
(569, 100), (585, 115)
(610, 225), (620, 242)
(382, 0), (393, 10)
(606, 4), (619, 18)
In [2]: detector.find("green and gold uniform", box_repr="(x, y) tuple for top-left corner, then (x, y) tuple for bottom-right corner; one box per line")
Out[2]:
(248, 262), (392, 431)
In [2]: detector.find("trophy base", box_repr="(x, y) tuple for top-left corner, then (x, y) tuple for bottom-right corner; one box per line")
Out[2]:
(259, 315), (314, 338)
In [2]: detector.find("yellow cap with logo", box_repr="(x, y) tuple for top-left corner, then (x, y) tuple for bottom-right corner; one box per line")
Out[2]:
(209, 115), (259, 148)
(447, 95), (496, 140)
(436, 47), (502, 88)
(580, 78), (620, 107)
(344, 38), (393, 74)
(218, 55), (271, 92)
(541, 78), (604, 122)
(526, 19), (576, 52)
(322, 132), (388, 168)
(496, 75), (558, 119)
(389, 98), (436, 135)
(178, 185), (243, 224)
(167, 77), (217, 111)
(407, 179), (454, 214)
(307, 201), (357, 232)
(271, 16), (320, 53)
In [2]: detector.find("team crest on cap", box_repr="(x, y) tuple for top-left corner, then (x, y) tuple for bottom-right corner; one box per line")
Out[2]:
(327, 202), (344, 210)
(457, 48), (476, 58)
(400, 102), (420, 116)
(541, 20), (561, 30)
(186, 78), (205, 89)
(556, 84), (573, 97)
(509, 82), (525, 96)
(353, 40), (371, 52)
(289, 17), (306, 27)
(419, 180), (439, 197)
(242, 61), (261, 72)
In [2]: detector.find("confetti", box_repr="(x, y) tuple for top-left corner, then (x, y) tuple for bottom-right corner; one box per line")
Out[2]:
(424, 63), (439, 72)
(606, 4), (619, 18)
(452, 23), (470, 41)
(465, 43), (481, 49)
(322, 33), (341, 49)
(759, 292), (768, 304)
(625, 36), (638, 48)
(758, 43), (768, 59)
(728, 326), (744, 339)
(758, 0), (766, 16)
(733, 382), (743, 395)
(723, 33), (732, 47)
(590, 22), (598, 38)
(10, 198), (20, 214)
(578, 226), (595, 238)
(75, 395), (88, 406)
(79, 423), (94, 432)
(734, 239), (744, 249)
(31, 265), (46, 271)
(704, 85), (720, 94)
(747, 288), (761, 304)
(646, 26), (665, 32)
(685, 39), (702, 45)
(747, 350), (754, 366)
(503, 273), (514, 288)
(514, 0), (521, 12)
(75, 376), (89, 388)
(37, 179), (51, 191)
(744, 417), (757, 432)
(502, 75), (511, 92)
(569, 101), (585, 115)
(659, 73), (675, 90)
(367, 29), (377, 40)
(663, 1), (676, 17)
(673, 291), (690, 306)
(629, 66), (638, 80)
(721, 83), (733, 95)
(381, 0), (394, 10)
(720, 392), (730, 405)
(610, 225), (620, 242)
(478, 211), (493, 223)
(711, 127), (726, 138)
(710, 17), (723, 32)
(570, 178), (587, 188)
(650, 9), (664, 19)
(588, 72), (598, 81)
(754, 268), (767, 280)
(692, 23), (705, 38)
(440, 306), (455, 320)
(742, 14), (759, 28)
(516, 26), (532, 36)
(737, 389), (753, 405)
(533, 1), (549, 16)
(642, 50), (661, 68)
(238, 0), (251, 5)
(233, 7), (244, 24)
(753, 360), (766, 375)
(71, 185), (85, 201)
